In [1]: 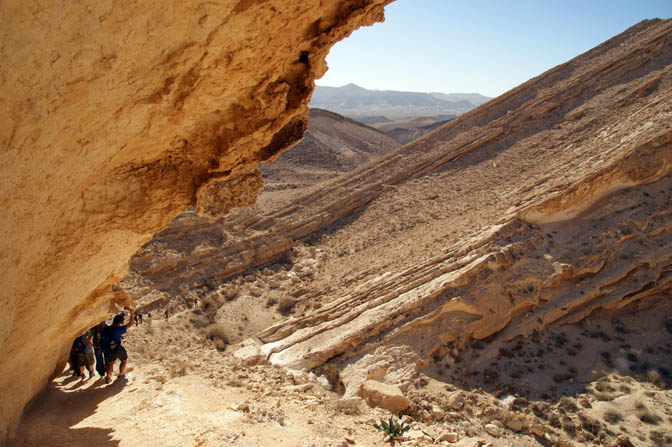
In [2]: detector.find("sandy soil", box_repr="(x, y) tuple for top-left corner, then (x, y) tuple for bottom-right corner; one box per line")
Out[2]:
(11, 295), (672, 447)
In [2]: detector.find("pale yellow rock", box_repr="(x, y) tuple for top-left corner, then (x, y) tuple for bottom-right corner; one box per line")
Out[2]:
(233, 338), (267, 366)
(435, 432), (459, 443)
(357, 380), (410, 413)
(505, 417), (523, 432)
(484, 423), (501, 437)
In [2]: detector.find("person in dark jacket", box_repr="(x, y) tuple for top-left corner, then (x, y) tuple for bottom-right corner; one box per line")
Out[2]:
(104, 307), (134, 384)
(91, 321), (108, 377)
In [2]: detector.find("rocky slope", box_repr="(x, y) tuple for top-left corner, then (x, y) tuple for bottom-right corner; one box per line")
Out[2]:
(123, 17), (672, 400)
(10, 298), (672, 446)
(0, 0), (393, 440)
(261, 108), (400, 189)
(381, 117), (455, 145)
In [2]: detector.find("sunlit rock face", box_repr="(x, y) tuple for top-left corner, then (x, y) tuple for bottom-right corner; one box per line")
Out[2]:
(0, 0), (392, 439)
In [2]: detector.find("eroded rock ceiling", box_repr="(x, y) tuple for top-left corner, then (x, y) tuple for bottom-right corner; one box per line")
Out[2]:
(0, 0), (393, 439)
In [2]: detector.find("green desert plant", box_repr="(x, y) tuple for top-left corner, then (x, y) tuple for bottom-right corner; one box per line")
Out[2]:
(374, 416), (411, 439)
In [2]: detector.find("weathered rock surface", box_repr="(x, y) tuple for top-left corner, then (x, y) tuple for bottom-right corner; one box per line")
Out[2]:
(117, 20), (672, 402)
(251, 19), (672, 375)
(356, 380), (410, 413)
(0, 0), (393, 440)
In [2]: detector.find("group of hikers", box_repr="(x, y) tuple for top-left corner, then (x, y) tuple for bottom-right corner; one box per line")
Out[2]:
(69, 306), (136, 384)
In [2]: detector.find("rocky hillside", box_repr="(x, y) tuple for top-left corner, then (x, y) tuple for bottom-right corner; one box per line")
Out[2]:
(123, 16), (672, 402)
(381, 117), (455, 145)
(260, 108), (400, 190)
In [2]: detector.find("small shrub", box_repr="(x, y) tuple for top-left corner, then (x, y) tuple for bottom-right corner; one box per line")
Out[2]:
(636, 404), (661, 425)
(647, 369), (663, 386)
(170, 359), (189, 377)
(200, 323), (229, 350)
(558, 397), (578, 412)
(205, 278), (218, 290)
(189, 314), (210, 328)
(201, 295), (221, 316)
(314, 362), (343, 392)
(266, 296), (278, 307)
(649, 430), (672, 446)
(578, 414), (602, 435)
(373, 417), (411, 438)
(277, 297), (297, 314)
(603, 410), (623, 424)
(222, 288), (238, 301)
(562, 419), (577, 437)
(549, 413), (562, 428)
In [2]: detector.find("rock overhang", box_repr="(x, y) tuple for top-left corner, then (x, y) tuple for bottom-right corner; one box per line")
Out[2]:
(0, 0), (393, 440)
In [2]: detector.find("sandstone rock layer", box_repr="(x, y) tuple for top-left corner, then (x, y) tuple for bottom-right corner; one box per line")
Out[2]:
(256, 19), (672, 375)
(0, 0), (393, 440)
(120, 21), (672, 388)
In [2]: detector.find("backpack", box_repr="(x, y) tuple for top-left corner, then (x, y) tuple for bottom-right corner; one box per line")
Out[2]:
(100, 326), (115, 351)
(72, 337), (84, 353)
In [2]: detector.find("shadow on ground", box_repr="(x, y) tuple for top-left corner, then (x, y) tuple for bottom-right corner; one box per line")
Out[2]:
(9, 370), (127, 447)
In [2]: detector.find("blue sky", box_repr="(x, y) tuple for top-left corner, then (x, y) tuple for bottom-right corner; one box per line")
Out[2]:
(317, 0), (672, 97)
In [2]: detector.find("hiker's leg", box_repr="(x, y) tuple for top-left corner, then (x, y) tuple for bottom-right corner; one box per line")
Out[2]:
(95, 349), (106, 376)
(118, 347), (128, 375)
(106, 359), (115, 378)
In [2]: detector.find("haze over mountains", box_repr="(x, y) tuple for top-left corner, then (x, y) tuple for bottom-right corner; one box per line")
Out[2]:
(310, 83), (491, 124)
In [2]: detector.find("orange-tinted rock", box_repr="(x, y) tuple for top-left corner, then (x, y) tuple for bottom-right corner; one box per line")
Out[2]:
(0, 0), (392, 439)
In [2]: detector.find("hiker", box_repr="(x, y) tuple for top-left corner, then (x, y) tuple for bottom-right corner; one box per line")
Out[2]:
(69, 338), (82, 377)
(137, 311), (143, 325)
(164, 309), (169, 320)
(102, 307), (134, 384)
(133, 313), (138, 326)
(91, 321), (108, 377)
(77, 330), (95, 380)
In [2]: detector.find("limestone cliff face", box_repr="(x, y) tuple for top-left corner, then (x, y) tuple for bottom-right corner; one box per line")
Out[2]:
(0, 0), (392, 440)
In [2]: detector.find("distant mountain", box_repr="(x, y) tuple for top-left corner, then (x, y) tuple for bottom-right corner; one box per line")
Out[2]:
(429, 92), (492, 107)
(260, 108), (400, 190)
(310, 84), (491, 120)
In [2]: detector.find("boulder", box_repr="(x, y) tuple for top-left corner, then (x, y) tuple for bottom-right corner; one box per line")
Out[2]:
(233, 339), (267, 366)
(484, 423), (501, 437)
(357, 380), (409, 413)
(435, 432), (459, 443)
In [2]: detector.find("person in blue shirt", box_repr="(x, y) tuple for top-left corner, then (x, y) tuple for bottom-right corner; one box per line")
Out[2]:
(104, 307), (134, 384)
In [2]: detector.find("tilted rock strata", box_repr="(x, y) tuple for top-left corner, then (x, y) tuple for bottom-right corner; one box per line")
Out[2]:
(0, 0), (393, 439)
(122, 21), (672, 383)
(118, 20), (672, 395)
(249, 20), (672, 373)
